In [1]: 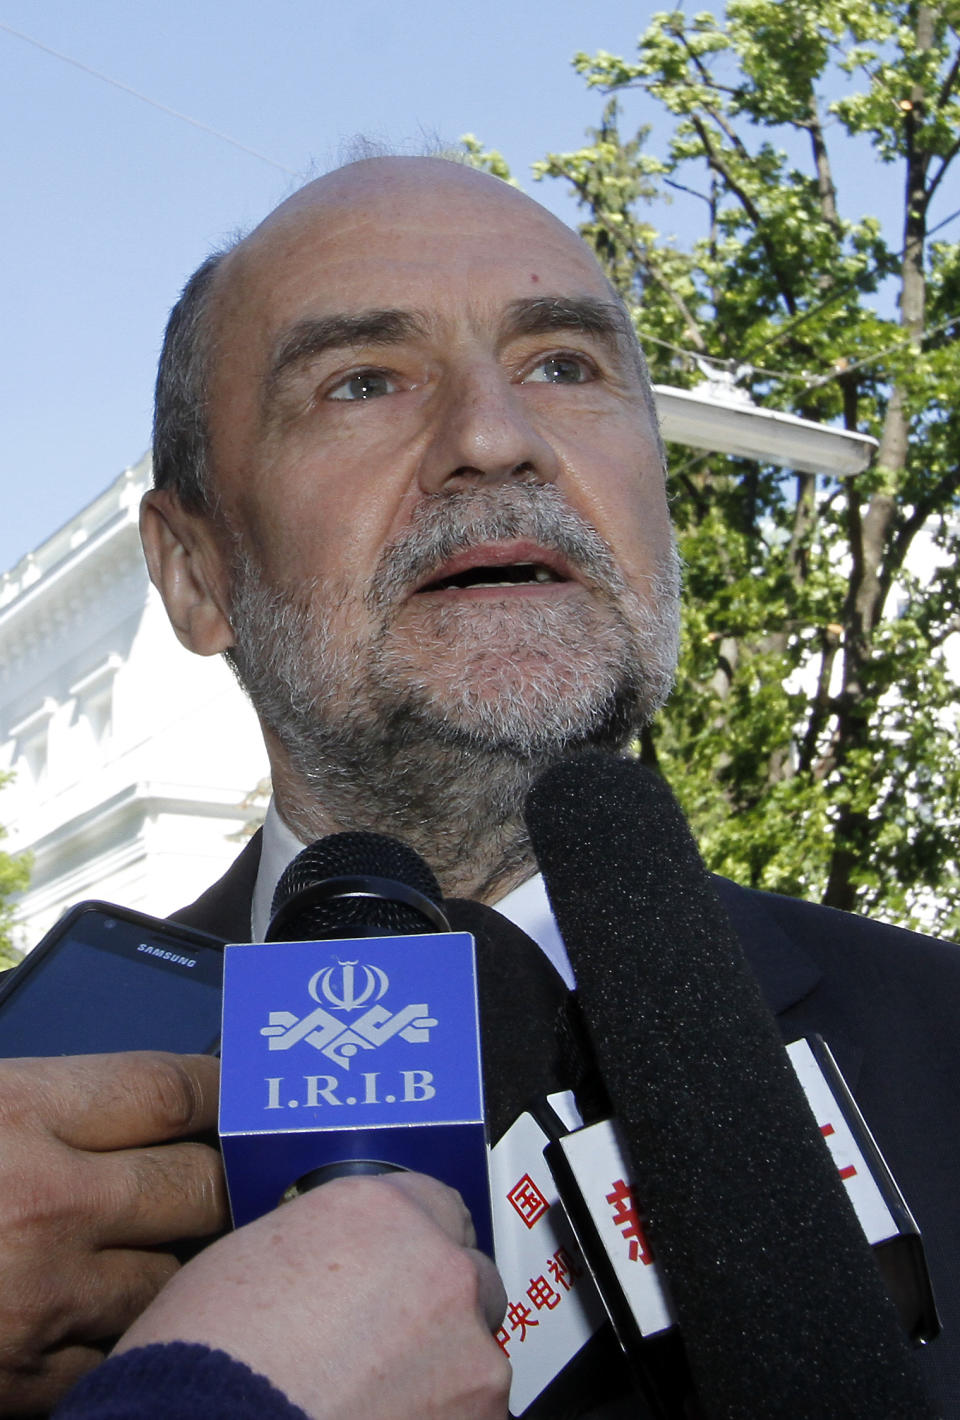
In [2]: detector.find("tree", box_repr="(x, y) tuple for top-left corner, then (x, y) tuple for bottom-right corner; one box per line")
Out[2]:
(471, 2), (960, 934)
(0, 773), (30, 968)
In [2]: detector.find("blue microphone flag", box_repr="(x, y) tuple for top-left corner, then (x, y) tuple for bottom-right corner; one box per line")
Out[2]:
(220, 930), (491, 1253)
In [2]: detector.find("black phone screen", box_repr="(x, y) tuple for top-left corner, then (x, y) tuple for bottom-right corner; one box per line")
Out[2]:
(0, 904), (225, 1057)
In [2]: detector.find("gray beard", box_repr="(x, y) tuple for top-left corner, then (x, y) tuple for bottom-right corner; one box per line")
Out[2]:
(226, 484), (680, 898)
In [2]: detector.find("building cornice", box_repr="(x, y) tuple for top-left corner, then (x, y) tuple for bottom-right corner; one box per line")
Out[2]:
(0, 460), (152, 681)
(25, 780), (259, 886)
(1, 456), (151, 606)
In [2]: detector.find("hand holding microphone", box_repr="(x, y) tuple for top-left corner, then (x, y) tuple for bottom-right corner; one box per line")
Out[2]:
(0, 1051), (226, 1416)
(47, 833), (518, 1420)
(94, 1171), (510, 1420)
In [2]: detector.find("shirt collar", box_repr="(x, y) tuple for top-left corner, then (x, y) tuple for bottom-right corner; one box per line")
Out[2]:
(250, 796), (575, 987)
(251, 798), (309, 942)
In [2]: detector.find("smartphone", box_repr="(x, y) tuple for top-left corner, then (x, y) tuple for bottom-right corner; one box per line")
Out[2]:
(0, 901), (226, 1057)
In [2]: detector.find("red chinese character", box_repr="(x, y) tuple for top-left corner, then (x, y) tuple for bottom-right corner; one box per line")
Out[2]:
(527, 1274), (562, 1311)
(507, 1173), (550, 1228)
(547, 1245), (582, 1292)
(507, 1299), (539, 1341)
(494, 1324), (511, 1357)
(606, 1177), (653, 1264)
(821, 1122), (857, 1179)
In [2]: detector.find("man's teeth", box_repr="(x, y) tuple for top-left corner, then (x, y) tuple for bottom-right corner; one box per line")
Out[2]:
(431, 561), (562, 590)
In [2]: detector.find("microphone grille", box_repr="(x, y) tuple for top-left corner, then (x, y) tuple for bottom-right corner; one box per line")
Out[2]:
(269, 831), (445, 939)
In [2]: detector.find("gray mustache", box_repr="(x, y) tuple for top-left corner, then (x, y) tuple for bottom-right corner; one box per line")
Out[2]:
(369, 485), (625, 607)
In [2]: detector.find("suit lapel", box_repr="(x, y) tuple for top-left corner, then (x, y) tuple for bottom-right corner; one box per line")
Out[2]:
(169, 830), (264, 942)
(712, 875), (821, 1014)
(712, 875), (863, 1086)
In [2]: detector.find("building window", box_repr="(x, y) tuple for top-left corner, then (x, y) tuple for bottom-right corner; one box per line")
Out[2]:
(69, 655), (120, 753)
(10, 698), (56, 787)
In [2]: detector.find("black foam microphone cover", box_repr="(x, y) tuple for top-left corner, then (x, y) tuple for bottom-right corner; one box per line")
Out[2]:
(525, 753), (934, 1419)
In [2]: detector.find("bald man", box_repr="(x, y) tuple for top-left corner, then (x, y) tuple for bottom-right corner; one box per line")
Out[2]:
(2, 157), (678, 1419)
(142, 155), (679, 905)
(3, 158), (958, 1419)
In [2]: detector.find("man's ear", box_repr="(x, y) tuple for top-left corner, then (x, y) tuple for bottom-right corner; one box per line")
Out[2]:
(140, 489), (235, 656)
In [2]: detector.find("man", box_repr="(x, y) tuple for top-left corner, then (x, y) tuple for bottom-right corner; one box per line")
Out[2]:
(142, 154), (680, 916)
(140, 153), (960, 1414)
(1, 155), (958, 1417)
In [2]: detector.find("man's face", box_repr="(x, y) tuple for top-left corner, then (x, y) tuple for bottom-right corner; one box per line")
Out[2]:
(203, 159), (678, 766)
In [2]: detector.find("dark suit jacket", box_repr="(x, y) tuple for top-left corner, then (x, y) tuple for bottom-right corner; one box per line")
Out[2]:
(174, 832), (960, 1416)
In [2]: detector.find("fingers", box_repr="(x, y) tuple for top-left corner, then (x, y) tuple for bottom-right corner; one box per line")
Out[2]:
(68, 1247), (183, 1342)
(111, 1172), (512, 1420)
(380, 1169), (479, 1248)
(0, 1341), (106, 1417)
(80, 1139), (228, 1248)
(293, 1175), (507, 1338)
(466, 1247), (509, 1333)
(0, 1242), (187, 1417)
(0, 1055), (228, 1249)
(0, 1127), (226, 1254)
(0, 1053), (226, 1416)
(0, 1153), (215, 1410)
(376, 1174), (506, 1330)
(0, 1243), (182, 1419)
(0, 1246), (181, 1357)
(0, 1052), (221, 1151)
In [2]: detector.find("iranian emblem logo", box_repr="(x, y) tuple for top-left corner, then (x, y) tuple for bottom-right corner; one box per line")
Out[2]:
(260, 960), (437, 1069)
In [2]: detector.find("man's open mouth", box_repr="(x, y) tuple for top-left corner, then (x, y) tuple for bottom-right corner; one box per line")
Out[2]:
(420, 561), (566, 592)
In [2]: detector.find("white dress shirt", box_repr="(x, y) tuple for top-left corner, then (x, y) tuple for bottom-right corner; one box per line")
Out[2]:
(250, 796), (575, 987)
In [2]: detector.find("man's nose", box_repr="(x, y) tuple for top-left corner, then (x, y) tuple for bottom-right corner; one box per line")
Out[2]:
(417, 367), (562, 493)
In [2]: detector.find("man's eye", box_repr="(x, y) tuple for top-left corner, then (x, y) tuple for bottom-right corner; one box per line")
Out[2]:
(523, 355), (592, 385)
(328, 370), (397, 400)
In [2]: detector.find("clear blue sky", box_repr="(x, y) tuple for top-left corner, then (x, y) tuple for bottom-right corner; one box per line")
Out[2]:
(0, 3), (939, 575)
(0, 0), (656, 573)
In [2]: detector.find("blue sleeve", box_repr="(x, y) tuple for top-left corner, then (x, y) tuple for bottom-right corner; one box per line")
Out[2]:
(53, 1342), (313, 1420)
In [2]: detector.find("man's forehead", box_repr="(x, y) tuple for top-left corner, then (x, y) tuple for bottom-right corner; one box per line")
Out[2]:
(248, 154), (584, 248)
(213, 156), (612, 332)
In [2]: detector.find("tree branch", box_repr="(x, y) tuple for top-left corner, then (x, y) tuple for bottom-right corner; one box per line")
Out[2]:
(887, 464), (960, 583)
(925, 131), (960, 210)
(639, 255), (709, 351)
(797, 633), (841, 776)
(689, 114), (800, 315)
(935, 40), (960, 109)
(805, 89), (841, 236)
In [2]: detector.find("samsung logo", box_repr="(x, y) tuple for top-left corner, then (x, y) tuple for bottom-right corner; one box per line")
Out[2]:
(137, 943), (198, 968)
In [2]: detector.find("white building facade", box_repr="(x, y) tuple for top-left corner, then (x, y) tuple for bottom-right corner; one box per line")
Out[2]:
(0, 457), (269, 952)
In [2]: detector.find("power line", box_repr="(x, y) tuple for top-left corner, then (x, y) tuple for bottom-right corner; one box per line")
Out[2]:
(806, 307), (960, 389)
(929, 206), (960, 239)
(0, 20), (297, 177)
(637, 329), (801, 384)
(638, 299), (960, 400)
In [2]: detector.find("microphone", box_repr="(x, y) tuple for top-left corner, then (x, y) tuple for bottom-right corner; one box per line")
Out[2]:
(218, 832), (491, 1252)
(266, 832), (451, 941)
(525, 753), (935, 1419)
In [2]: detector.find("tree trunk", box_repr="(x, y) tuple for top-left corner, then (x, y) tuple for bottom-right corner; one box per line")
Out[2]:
(822, 6), (934, 910)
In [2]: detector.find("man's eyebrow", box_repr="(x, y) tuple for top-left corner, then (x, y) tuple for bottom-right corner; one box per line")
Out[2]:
(265, 309), (426, 398)
(501, 296), (637, 356)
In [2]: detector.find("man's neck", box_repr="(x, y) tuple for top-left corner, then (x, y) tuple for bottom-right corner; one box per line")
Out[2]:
(268, 746), (540, 903)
